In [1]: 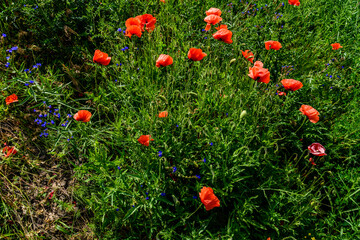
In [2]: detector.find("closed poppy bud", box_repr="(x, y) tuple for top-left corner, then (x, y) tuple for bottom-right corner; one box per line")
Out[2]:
(5, 94), (18, 105)
(331, 43), (342, 50)
(199, 186), (220, 211)
(138, 135), (154, 146)
(281, 79), (303, 91)
(156, 54), (173, 67)
(265, 40), (282, 50)
(206, 8), (222, 16)
(93, 50), (111, 66)
(308, 143), (327, 156)
(213, 28), (233, 44)
(188, 48), (207, 61)
(240, 110), (247, 119)
(299, 105), (319, 123)
(73, 110), (92, 123)
(242, 50), (254, 63)
(309, 157), (316, 165)
(204, 15), (222, 31)
(2, 146), (17, 158)
(288, 0), (300, 6)
(159, 111), (168, 118)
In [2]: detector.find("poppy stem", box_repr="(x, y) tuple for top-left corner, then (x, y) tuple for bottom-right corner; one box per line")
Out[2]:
(294, 117), (307, 134)
(185, 204), (202, 220)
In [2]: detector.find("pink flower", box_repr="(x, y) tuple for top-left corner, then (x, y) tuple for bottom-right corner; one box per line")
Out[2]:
(308, 143), (327, 156)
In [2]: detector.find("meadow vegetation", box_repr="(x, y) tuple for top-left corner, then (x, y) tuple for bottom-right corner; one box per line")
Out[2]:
(1, 0), (360, 239)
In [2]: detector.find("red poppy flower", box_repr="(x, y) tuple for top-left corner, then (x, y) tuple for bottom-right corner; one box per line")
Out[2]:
(213, 28), (233, 44)
(308, 143), (327, 156)
(206, 8), (222, 16)
(309, 158), (316, 165)
(5, 94), (18, 105)
(93, 50), (111, 66)
(204, 15), (222, 31)
(281, 79), (303, 91)
(288, 0), (300, 6)
(159, 111), (168, 118)
(299, 105), (319, 123)
(277, 90), (286, 96)
(188, 48), (207, 61)
(160, 0), (165, 2)
(265, 40), (282, 50)
(248, 62), (270, 84)
(126, 17), (142, 28)
(331, 43), (342, 50)
(137, 14), (157, 32)
(125, 25), (142, 38)
(254, 61), (264, 68)
(73, 110), (92, 123)
(199, 186), (220, 211)
(215, 24), (227, 30)
(156, 54), (173, 68)
(138, 135), (154, 146)
(242, 50), (254, 63)
(2, 146), (17, 158)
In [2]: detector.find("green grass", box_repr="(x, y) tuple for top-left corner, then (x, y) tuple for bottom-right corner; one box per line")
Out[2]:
(1, 0), (360, 239)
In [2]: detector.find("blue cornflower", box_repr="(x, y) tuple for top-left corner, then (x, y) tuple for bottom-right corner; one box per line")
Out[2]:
(196, 175), (201, 179)
(117, 166), (121, 170)
(116, 208), (119, 211)
(33, 65), (38, 68)
(337, 76), (341, 78)
(25, 83), (29, 86)
(204, 37), (207, 39)
(158, 151), (163, 157)
(173, 166), (177, 173)
(132, 205), (135, 207)
(332, 59), (335, 61)
(329, 75), (332, 78)
(34, 5), (38, 9)
(330, 87), (333, 89)
(33, 109), (37, 112)
(265, 4), (268, 6)
(193, 196), (198, 199)
(146, 197), (149, 200)
(201, 29), (206, 32)
(210, 142), (213, 146)
(115, 79), (118, 82)
(39, 114), (43, 117)
(5, 62), (10, 68)
(326, 74), (328, 77)
(67, 139), (70, 142)
(67, 114), (72, 118)
(281, 25), (284, 28)
(282, 2), (284, 6)
(6, 56), (10, 60)
(203, 158), (206, 163)
(140, 185), (143, 187)
(176, 124), (179, 127)
(36, 63), (41, 67)
(161, 193), (166, 196)
(123, 30), (126, 34)
(50, 120), (55, 124)
(11, 46), (18, 51)
(146, 192), (148, 195)
(117, 28), (122, 32)
(342, 66), (344, 68)
(1, 33), (6, 37)
(29, 80), (34, 84)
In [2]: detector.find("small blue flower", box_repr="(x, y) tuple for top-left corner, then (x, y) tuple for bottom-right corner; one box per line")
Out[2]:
(117, 166), (121, 170)
(210, 142), (213, 146)
(329, 75), (332, 78)
(204, 37), (207, 39)
(1, 33), (6, 37)
(123, 30), (126, 34)
(193, 196), (198, 199)
(132, 205), (135, 208)
(25, 83), (29, 86)
(5, 62), (10, 68)
(146, 192), (148, 195)
(11, 46), (18, 51)
(342, 66), (344, 68)
(117, 28), (122, 32)
(176, 124), (179, 127)
(6, 56), (10, 60)
(201, 29), (206, 32)
(39, 114), (43, 118)
(50, 120), (55, 124)
(158, 151), (163, 157)
(173, 166), (177, 173)
(33, 65), (38, 68)
(116, 208), (119, 211)
(115, 79), (118, 82)
(36, 63), (42, 67)
(161, 193), (166, 197)
(67, 139), (70, 142)
(29, 80), (34, 84)
(196, 175), (201, 179)
(146, 197), (149, 200)
(203, 158), (206, 163)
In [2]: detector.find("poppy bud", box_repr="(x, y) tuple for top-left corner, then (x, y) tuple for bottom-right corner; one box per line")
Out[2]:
(240, 110), (247, 119)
